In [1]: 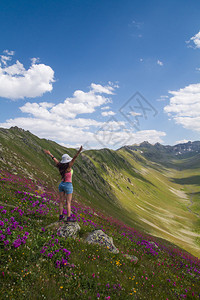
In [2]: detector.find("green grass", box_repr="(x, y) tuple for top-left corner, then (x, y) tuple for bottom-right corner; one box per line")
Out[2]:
(1, 172), (200, 299)
(0, 127), (200, 258)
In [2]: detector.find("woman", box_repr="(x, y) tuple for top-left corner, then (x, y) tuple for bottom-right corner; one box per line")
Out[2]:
(44, 146), (82, 222)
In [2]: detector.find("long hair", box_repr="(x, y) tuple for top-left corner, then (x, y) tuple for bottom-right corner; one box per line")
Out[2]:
(57, 162), (69, 180)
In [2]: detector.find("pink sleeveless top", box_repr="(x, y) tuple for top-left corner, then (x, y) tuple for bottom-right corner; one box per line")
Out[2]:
(64, 169), (73, 182)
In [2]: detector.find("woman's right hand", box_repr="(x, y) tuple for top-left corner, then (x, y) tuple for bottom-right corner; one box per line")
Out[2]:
(44, 149), (51, 155)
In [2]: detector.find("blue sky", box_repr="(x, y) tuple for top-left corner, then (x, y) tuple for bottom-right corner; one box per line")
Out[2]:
(0, 0), (200, 149)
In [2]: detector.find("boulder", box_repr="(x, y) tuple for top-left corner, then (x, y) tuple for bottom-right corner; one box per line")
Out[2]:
(85, 229), (119, 254)
(57, 222), (81, 238)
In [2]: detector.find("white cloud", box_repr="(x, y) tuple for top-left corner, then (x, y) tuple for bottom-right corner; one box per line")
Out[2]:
(157, 60), (163, 66)
(3, 60), (25, 75)
(0, 52), (55, 99)
(187, 31), (200, 49)
(101, 106), (110, 110)
(0, 116), (166, 149)
(31, 57), (40, 64)
(0, 55), (12, 65)
(18, 83), (116, 121)
(20, 102), (55, 120)
(129, 111), (141, 116)
(95, 128), (166, 148)
(3, 50), (15, 56)
(156, 95), (169, 102)
(0, 114), (130, 148)
(51, 83), (113, 119)
(130, 130), (166, 144)
(1, 50), (15, 65)
(90, 83), (115, 94)
(164, 82), (200, 132)
(175, 139), (189, 144)
(101, 111), (116, 117)
(0, 81), (166, 149)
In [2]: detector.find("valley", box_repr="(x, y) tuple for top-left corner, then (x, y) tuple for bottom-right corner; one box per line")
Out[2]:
(0, 126), (199, 257)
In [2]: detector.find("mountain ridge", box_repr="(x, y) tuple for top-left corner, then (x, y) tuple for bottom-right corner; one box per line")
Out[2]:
(0, 126), (200, 258)
(121, 140), (200, 156)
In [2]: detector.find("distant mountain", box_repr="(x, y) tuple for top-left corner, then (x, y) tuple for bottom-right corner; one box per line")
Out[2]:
(0, 126), (200, 257)
(125, 140), (200, 156)
(120, 141), (200, 167)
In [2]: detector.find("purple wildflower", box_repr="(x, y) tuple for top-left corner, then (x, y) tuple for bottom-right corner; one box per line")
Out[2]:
(13, 238), (21, 248)
(0, 220), (4, 227)
(47, 253), (54, 258)
(0, 234), (5, 240)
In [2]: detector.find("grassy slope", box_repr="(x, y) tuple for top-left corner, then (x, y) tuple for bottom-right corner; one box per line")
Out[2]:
(1, 171), (200, 299)
(0, 127), (200, 258)
(85, 146), (200, 258)
(115, 149), (200, 258)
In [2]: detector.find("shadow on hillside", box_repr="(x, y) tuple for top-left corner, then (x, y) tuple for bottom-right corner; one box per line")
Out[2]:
(191, 191), (200, 196)
(171, 175), (200, 185)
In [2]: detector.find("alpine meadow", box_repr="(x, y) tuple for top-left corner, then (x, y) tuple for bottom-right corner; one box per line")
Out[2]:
(0, 126), (200, 299)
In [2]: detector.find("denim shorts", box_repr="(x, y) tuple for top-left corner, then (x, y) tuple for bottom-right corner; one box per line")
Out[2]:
(58, 182), (73, 194)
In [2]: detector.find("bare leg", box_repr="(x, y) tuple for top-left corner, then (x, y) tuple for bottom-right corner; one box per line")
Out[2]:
(66, 193), (73, 217)
(59, 192), (65, 215)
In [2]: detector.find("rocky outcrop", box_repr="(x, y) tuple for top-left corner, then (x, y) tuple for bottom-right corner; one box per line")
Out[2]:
(85, 229), (119, 254)
(49, 223), (138, 262)
(57, 222), (81, 238)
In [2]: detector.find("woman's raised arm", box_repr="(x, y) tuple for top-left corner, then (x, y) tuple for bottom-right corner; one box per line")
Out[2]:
(69, 146), (82, 168)
(44, 149), (59, 165)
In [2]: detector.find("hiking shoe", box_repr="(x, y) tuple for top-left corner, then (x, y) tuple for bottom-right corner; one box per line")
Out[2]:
(66, 216), (76, 222)
(59, 215), (65, 221)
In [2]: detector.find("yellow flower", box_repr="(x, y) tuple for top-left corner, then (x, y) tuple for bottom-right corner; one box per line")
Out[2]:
(60, 286), (63, 289)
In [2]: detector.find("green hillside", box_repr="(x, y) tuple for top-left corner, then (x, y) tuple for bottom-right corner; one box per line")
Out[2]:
(1, 127), (200, 299)
(0, 126), (200, 258)
(0, 170), (199, 299)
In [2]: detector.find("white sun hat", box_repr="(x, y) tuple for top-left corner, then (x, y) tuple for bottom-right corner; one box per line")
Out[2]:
(60, 154), (72, 163)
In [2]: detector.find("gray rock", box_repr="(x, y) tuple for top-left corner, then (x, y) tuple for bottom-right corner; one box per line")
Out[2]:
(57, 222), (81, 238)
(85, 229), (119, 254)
(123, 254), (138, 264)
